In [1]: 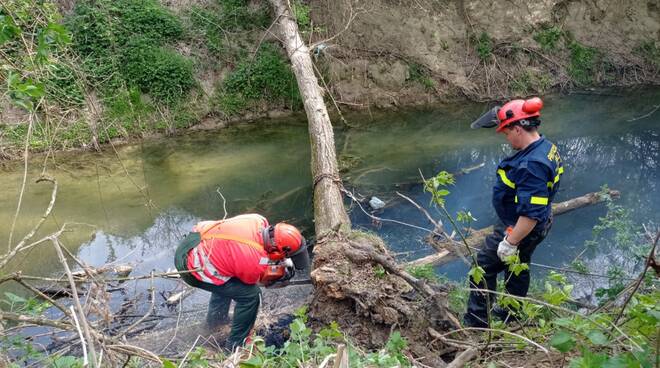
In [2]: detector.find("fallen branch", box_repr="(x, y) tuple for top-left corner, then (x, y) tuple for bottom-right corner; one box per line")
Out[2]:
(51, 236), (98, 365)
(407, 190), (620, 268)
(446, 347), (478, 368)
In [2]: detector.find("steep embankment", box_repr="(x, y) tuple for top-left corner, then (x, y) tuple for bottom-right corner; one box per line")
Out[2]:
(0, 0), (658, 157)
(311, 0), (660, 107)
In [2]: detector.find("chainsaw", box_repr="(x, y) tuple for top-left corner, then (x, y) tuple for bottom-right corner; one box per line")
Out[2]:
(266, 278), (313, 289)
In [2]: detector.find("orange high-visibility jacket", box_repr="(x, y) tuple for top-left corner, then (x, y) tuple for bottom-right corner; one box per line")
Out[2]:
(186, 214), (270, 285)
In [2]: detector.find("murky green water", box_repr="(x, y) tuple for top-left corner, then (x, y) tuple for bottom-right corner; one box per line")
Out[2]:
(1, 88), (658, 305)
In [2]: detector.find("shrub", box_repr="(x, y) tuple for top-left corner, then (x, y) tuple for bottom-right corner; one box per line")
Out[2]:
(218, 0), (270, 30)
(67, 0), (192, 105)
(219, 43), (301, 113)
(568, 41), (600, 86)
(475, 32), (493, 61)
(45, 63), (85, 107)
(408, 63), (435, 91)
(121, 40), (196, 104)
(291, 0), (311, 30)
(533, 26), (563, 51)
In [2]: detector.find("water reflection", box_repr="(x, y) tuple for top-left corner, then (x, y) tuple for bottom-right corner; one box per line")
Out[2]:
(0, 88), (658, 298)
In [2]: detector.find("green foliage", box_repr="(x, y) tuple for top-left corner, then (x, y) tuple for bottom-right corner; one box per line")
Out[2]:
(503, 253), (529, 276)
(5, 71), (45, 111)
(45, 63), (85, 107)
(234, 308), (411, 367)
(67, 0), (193, 105)
(408, 62), (435, 90)
(423, 170), (455, 207)
(0, 293), (54, 366)
(218, 0), (270, 30)
(187, 1), (269, 58)
(509, 69), (552, 95)
(634, 40), (660, 67)
(0, 122), (51, 150)
(373, 264), (387, 278)
(580, 187), (648, 304)
(474, 32), (493, 61)
(121, 40), (196, 104)
(291, 0), (311, 31)
(218, 43), (301, 114)
(550, 330), (577, 353)
(542, 271), (573, 306)
(406, 264), (439, 282)
(68, 0), (182, 53)
(468, 265), (485, 285)
(50, 355), (84, 368)
(102, 87), (154, 137)
(567, 41), (600, 86)
(456, 210), (477, 224)
(533, 26), (563, 51)
(58, 120), (92, 147)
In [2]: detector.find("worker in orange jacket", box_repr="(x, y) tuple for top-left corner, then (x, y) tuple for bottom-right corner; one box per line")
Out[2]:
(174, 214), (309, 350)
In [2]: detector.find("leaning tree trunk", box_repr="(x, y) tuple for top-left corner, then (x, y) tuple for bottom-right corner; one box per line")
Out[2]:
(267, 0), (349, 235)
(267, 1), (459, 364)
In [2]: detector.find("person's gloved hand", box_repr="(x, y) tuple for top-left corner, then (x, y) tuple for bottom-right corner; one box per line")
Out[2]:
(281, 258), (295, 282)
(497, 237), (518, 261)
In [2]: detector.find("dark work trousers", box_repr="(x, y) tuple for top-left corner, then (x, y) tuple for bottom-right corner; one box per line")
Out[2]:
(464, 220), (551, 328)
(175, 232), (262, 350)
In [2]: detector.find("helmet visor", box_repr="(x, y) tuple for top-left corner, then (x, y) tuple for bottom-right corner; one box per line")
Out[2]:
(470, 106), (500, 129)
(289, 238), (310, 270)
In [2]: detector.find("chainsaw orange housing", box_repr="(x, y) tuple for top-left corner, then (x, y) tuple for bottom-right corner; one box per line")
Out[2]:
(259, 264), (286, 285)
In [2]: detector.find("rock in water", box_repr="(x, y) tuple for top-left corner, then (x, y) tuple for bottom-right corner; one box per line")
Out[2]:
(369, 196), (386, 210)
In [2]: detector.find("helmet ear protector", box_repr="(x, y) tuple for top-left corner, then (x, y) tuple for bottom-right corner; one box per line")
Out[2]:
(261, 225), (310, 270)
(262, 225), (275, 253)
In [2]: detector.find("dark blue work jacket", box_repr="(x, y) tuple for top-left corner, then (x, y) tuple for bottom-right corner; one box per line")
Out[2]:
(492, 136), (563, 231)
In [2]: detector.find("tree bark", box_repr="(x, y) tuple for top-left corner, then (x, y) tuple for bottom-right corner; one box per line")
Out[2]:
(267, 0), (350, 236)
(406, 190), (620, 268)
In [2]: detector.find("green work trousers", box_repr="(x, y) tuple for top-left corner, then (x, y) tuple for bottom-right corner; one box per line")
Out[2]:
(175, 232), (262, 349)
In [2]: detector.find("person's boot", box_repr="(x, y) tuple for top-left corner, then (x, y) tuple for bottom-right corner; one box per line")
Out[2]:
(492, 307), (519, 325)
(463, 313), (489, 328)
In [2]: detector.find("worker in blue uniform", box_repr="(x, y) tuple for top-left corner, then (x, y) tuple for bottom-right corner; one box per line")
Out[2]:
(464, 97), (564, 328)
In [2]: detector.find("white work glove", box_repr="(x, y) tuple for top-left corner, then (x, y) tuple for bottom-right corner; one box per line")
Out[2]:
(497, 237), (518, 261)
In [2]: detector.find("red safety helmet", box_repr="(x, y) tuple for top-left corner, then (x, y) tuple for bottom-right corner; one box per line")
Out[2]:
(262, 223), (309, 269)
(496, 97), (543, 132)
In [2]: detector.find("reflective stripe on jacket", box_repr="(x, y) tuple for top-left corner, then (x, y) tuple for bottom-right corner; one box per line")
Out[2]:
(492, 136), (563, 230)
(186, 214), (270, 285)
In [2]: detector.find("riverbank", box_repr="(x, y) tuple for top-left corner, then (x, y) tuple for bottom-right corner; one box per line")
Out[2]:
(1, 0), (658, 160)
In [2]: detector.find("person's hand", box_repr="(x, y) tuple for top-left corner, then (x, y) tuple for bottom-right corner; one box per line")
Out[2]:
(281, 258), (295, 282)
(497, 237), (517, 261)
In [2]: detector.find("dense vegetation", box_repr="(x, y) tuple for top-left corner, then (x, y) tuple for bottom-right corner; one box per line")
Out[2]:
(0, 0), (302, 155)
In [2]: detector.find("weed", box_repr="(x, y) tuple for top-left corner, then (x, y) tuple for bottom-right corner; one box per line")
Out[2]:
(58, 120), (92, 147)
(509, 69), (552, 95)
(474, 32), (493, 61)
(291, 0), (311, 31)
(44, 62), (85, 107)
(218, 0), (270, 30)
(373, 265), (386, 278)
(533, 26), (563, 51)
(405, 264), (439, 283)
(634, 40), (660, 67)
(408, 63), (435, 91)
(567, 41), (600, 86)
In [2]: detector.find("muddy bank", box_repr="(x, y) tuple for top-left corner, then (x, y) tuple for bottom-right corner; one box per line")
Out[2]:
(311, 0), (660, 107)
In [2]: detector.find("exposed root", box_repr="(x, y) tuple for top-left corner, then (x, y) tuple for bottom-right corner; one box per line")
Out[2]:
(309, 230), (461, 366)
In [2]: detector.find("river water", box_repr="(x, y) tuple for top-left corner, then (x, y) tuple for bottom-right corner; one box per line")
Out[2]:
(0, 88), (658, 311)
